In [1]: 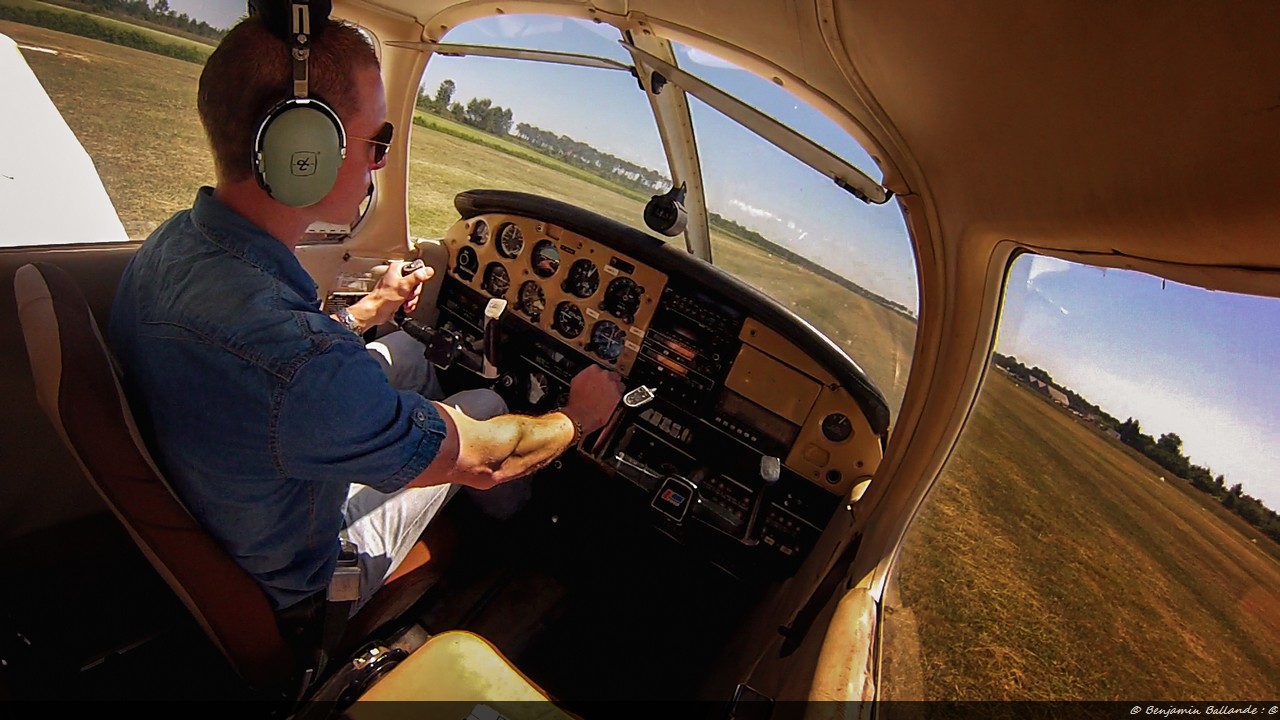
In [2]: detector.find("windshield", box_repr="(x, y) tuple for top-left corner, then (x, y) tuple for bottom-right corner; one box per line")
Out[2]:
(409, 15), (917, 422)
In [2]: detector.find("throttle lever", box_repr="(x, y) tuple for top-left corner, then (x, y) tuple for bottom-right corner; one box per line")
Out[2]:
(479, 298), (507, 380)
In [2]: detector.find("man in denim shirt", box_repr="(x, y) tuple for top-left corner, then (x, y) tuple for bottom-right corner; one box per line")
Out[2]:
(108, 15), (622, 621)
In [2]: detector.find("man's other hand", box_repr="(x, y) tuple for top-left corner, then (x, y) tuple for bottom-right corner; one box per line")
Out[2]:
(563, 365), (626, 434)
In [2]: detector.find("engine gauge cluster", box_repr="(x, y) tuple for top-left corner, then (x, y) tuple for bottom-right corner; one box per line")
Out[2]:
(444, 214), (668, 375)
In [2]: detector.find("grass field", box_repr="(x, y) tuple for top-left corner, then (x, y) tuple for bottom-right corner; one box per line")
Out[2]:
(0, 0), (211, 61)
(882, 373), (1280, 700)
(3, 20), (213, 230)
(9, 22), (1277, 700)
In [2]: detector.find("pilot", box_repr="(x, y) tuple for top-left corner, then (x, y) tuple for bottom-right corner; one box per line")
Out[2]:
(106, 7), (624, 637)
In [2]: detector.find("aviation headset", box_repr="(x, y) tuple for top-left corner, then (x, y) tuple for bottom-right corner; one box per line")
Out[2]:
(248, 0), (346, 207)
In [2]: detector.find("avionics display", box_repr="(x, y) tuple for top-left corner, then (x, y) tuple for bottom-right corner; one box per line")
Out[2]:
(632, 283), (744, 409)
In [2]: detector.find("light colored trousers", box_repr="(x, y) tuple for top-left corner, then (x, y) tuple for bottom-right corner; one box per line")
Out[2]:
(340, 330), (527, 613)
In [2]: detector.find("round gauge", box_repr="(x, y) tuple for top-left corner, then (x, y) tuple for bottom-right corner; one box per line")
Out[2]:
(821, 413), (853, 442)
(497, 223), (524, 259)
(482, 263), (510, 298)
(531, 240), (561, 278)
(602, 277), (644, 322)
(563, 259), (600, 298)
(517, 280), (545, 319)
(455, 246), (479, 276)
(552, 302), (585, 339)
(589, 320), (626, 362)
(468, 220), (489, 245)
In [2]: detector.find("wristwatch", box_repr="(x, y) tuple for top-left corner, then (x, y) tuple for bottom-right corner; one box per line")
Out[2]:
(335, 306), (362, 335)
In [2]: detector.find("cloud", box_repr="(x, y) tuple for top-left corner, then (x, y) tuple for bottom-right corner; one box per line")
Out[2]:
(729, 198), (778, 220)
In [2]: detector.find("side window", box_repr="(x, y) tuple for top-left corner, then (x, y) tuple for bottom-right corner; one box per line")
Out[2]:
(2, 8), (219, 242)
(409, 16), (668, 241)
(880, 254), (1280, 699)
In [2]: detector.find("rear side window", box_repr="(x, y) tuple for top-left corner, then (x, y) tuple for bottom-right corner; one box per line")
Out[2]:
(880, 254), (1280, 699)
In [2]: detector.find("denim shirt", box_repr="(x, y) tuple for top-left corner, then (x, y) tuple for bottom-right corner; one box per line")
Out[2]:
(108, 187), (447, 611)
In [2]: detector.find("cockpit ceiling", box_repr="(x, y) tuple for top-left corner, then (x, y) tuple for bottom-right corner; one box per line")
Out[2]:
(347, 0), (1280, 283)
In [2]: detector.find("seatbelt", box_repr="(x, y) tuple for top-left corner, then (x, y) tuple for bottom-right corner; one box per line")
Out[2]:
(319, 540), (360, 670)
(289, 540), (360, 699)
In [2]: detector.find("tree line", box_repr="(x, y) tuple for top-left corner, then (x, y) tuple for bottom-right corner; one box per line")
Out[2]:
(2, 1), (211, 62)
(993, 353), (1280, 543)
(43, 0), (227, 41)
(416, 80), (514, 137)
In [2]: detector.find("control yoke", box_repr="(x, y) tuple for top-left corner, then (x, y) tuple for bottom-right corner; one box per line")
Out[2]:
(392, 259), (505, 378)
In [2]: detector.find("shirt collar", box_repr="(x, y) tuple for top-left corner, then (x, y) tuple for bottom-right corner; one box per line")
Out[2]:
(190, 187), (320, 304)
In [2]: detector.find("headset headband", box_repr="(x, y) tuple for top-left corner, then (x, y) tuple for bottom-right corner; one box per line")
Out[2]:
(289, 2), (311, 98)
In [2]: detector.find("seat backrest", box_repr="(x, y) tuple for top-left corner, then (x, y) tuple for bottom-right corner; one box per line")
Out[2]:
(12, 262), (296, 690)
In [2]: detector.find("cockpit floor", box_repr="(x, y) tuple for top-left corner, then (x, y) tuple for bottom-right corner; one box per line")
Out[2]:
(414, 463), (761, 704)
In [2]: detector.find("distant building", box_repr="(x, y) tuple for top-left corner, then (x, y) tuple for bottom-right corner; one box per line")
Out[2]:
(1048, 386), (1069, 407)
(1105, 428), (1122, 441)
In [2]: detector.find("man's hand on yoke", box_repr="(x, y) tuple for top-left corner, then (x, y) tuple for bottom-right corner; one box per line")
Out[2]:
(347, 259), (434, 331)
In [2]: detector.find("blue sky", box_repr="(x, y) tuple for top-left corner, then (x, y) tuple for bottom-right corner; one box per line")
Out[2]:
(176, 4), (1278, 511)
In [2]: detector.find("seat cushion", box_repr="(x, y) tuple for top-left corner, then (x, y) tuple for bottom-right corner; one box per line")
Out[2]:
(346, 630), (575, 717)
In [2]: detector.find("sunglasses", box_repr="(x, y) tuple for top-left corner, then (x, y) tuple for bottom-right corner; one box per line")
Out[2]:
(352, 121), (394, 163)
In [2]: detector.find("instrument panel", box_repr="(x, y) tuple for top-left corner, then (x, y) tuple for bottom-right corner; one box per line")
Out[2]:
(432, 191), (889, 580)
(448, 216), (668, 376)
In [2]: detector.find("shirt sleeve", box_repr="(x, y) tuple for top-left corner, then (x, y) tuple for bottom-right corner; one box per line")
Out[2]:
(274, 336), (447, 492)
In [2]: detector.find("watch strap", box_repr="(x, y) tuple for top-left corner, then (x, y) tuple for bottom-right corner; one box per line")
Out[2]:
(336, 306), (361, 334)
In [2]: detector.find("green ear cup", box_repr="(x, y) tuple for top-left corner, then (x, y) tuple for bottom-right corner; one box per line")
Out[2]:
(254, 99), (346, 207)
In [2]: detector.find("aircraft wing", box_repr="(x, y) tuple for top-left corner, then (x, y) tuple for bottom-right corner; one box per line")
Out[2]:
(0, 33), (128, 246)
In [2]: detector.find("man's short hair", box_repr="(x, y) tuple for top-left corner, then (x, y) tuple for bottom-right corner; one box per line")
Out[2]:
(197, 17), (380, 184)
